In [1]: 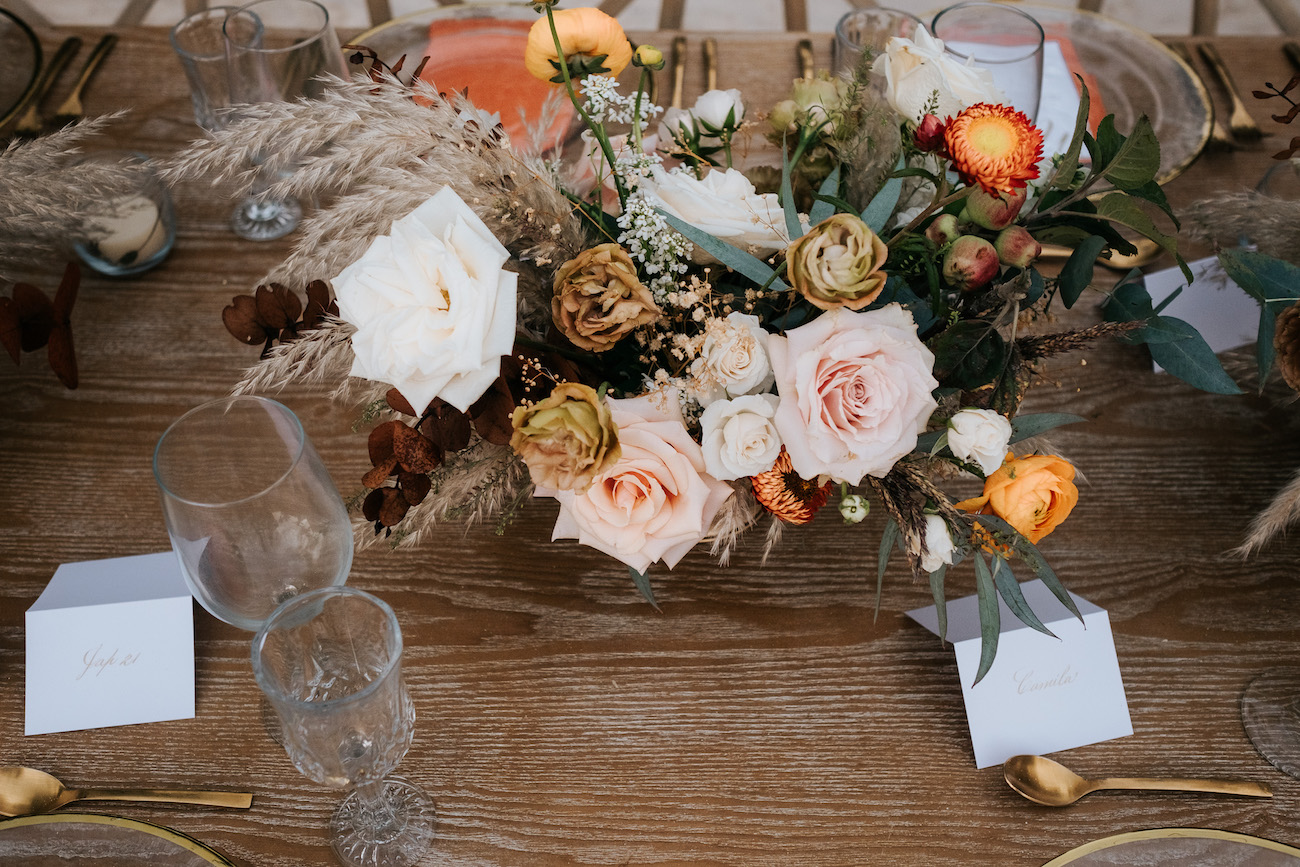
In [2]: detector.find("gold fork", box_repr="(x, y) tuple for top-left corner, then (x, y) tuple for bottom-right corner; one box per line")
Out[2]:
(1198, 42), (1263, 140)
(12, 36), (81, 137)
(49, 33), (116, 128)
(1170, 41), (1233, 151)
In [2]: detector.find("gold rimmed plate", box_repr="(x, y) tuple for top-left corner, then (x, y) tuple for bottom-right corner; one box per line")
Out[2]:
(1044, 828), (1300, 865)
(924, 3), (1212, 183)
(0, 812), (235, 865)
(0, 8), (41, 130)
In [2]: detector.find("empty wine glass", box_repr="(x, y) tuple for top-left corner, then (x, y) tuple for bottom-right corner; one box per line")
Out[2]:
(221, 0), (347, 240)
(253, 587), (435, 867)
(153, 395), (353, 630)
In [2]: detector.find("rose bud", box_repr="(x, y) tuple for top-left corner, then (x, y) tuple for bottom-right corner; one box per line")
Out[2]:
(632, 44), (665, 70)
(786, 213), (889, 311)
(925, 213), (961, 247)
(913, 113), (946, 152)
(962, 186), (1028, 231)
(942, 235), (1000, 292)
(994, 225), (1042, 268)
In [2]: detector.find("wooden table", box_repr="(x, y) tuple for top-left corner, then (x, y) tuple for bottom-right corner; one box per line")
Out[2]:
(2, 26), (1300, 867)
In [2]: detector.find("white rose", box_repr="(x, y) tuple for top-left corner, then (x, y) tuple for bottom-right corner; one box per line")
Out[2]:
(947, 408), (1012, 476)
(689, 312), (774, 406)
(334, 186), (517, 414)
(870, 29), (1004, 123)
(658, 106), (694, 145)
(691, 88), (745, 136)
(638, 165), (794, 263)
(699, 393), (782, 481)
(920, 514), (956, 574)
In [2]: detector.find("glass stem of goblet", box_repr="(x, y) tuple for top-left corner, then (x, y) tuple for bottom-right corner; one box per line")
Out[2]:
(346, 779), (402, 837)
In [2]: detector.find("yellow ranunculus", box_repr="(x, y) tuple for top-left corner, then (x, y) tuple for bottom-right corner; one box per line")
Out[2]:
(955, 453), (1078, 544)
(524, 8), (633, 83)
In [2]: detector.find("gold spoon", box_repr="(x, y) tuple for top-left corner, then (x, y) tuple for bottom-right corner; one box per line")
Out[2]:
(0, 766), (252, 817)
(1003, 754), (1273, 807)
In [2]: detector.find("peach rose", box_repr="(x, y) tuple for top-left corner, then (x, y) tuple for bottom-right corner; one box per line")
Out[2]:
(955, 453), (1078, 544)
(552, 244), (661, 352)
(767, 304), (938, 485)
(538, 392), (734, 573)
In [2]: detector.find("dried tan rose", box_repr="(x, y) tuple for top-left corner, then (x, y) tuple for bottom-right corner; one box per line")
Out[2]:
(551, 243), (661, 352)
(510, 382), (621, 493)
(786, 214), (888, 311)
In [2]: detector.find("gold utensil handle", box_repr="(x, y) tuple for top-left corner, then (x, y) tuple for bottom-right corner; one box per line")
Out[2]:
(77, 788), (253, 809)
(55, 33), (117, 114)
(1169, 41), (1233, 150)
(670, 35), (685, 108)
(703, 38), (717, 92)
(1197, 42), (1261, 137)
(1096, 777), (1273, 798)
(797, 39), (814, 80)
(12, 36), (81, 133)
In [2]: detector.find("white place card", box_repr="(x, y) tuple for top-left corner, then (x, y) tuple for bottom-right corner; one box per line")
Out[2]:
(25, 552), (195, 736)
(907, 579), (1132, 769)
(1144, 255), (1259, 374)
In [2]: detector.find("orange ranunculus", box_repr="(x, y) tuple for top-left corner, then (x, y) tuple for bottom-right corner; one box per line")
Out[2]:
(944, 103), (1044, 195)
(524, 8), (633, 83)
(955, 452), (1078, 544)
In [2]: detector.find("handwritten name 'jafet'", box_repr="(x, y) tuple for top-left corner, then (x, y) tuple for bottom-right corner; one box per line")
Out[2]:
(77, 645), (141, 681)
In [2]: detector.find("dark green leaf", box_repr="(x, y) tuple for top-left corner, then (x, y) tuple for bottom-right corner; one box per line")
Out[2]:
(1145, 315), (1244, 394)
(658, 210), (788, 291)
(1101, 274), (1155, 324)
(780, 147), (803, 243)
(972, 513), (1084, 627)
(972, 553), (1001, 686)
(1009, 412), (1086, 442)
(629, 566), (661, 611)
(1151, 285), (1183, 315)
(1059, 235), (1108, 308)
(809, 166), (841, 224)
(1086, 115), (1123, 170)
(1052, 77), (1090, 189)
(1023, 268), (1047, 306)
(992, 557), (1057, 638)
(1258, 305), (1277, 388)
(929, 565), (949, 643)
(1091, 194), (1190, 283)
(1124, 179), (1178, 227)
(1101, 115), (1161, 191)
(877, 517), (899, 620)
(915, 429), (943, 453)
(1218, 248), (1300, 312)
(928, 319), (1009, 390)
(861, 157), (906, 235)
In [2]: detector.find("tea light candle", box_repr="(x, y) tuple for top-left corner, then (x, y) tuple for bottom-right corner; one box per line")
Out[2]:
(87, 194), (169, 267)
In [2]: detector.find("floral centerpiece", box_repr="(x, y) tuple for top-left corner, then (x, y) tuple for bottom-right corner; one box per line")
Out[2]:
(169, 2), (1231, 682)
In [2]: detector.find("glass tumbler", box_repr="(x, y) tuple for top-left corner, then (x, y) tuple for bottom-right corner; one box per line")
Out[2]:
(832, 7), (923, 78)
(931, 1), (1045, 121)
(253, 587), (435, 867)
(153, 395), (353, 630)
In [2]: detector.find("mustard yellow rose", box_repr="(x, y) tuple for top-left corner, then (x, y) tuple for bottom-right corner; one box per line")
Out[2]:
(955, 453), (1078, 544)
(786, 213), (889, 311)
(510, 382), (620, 493)
(525, 8), (633, 83)
(552, 243), (660, 352)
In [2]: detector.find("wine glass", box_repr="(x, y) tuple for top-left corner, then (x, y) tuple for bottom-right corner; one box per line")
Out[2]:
(221, 0), (347, 240)
(931, 2), (1045, 121)
(252, 587), (435, 867)
(153, 395), (353, 631)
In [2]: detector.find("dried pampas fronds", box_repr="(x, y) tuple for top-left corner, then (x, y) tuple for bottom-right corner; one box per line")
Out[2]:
(1184, 191), (1300, 266)
(1232, 467), (1300, 557)
(0, 114), (139, 279)
(708, 483), (761, 566)
(231, 317), (355, 397)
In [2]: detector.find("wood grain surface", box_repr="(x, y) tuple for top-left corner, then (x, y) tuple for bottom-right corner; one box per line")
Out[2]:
(1, 27), (1299, 867)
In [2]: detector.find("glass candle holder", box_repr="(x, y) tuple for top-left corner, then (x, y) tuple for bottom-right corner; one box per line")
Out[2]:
(832, 7), (923, 78)
(73, 151), (176, 277)
(931, 1), (1045, 121)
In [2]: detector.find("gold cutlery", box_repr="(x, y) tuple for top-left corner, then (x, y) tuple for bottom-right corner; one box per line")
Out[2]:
(0, 766), (253, 816)
(50, 33), (117, 128)
(1003, 754), (1273, 807)
(1198, 42), (1263, 139)
(669, 35), (685, 108)
(703, 37), (717, 92)
(1039, 238), (1162, 271)
(798, 38), (814, 80)
(12, 36), (81, 137)
(1170, 41), (1234, 151)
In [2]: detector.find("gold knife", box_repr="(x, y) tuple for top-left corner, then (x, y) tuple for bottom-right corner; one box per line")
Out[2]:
(51, 33), (117, 128)
(703, 37), (717, 92)
(1198, 42), (1263, 139)
(798, 39), (814, 80)
(1170, 41), (1233, 151)
(12, 36), (82, 137)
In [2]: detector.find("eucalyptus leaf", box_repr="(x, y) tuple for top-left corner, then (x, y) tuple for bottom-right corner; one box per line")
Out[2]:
(1023, 268), (1047, 306)
(915, 429), (944, 453)
(1101, 115), (1161, 191)
(929, 565), (949, 644)
(972, 554), (1001, 686)
(1101, 274), (1154, 324)
(928, 319), (1009, 390)
(629, 566), (660, 611)
(1145, 315), (1243, 395)
(1009, 412), (1085, 442)
(1052, 77), (1090, 189)
(1059, 236), (1108, 308)
(809, 166), (841, 225)
(780, 147), (803, 242)
(972, 513), (1083, 626)
(1091, 194), (1191, 283)
(878, 517), (900, 618)
(992, 558), (1057, 639)
(861, 157), (906, 235)
(659, 210), (788, 291)
(1151, 284), (1183, 315)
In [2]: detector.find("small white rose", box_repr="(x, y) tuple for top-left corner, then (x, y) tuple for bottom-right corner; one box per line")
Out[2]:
(840, 494), (870, 524)
(691, 88), (745, 135)
(334, 186), (517, 414)
(871, 29), (1004, 123)
(689, 312), (774, 406)
(920, 514), (957, 574)
(699, 393), (783, 481)
(947, 408), (1013, 476)
(639, 165), (795, 264)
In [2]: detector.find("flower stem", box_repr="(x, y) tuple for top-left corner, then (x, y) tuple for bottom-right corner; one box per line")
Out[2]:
(887, 183), (974, 250)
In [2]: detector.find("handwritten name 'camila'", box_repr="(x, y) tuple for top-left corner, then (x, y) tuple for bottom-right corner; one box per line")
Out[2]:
(76, 645), (141, 681)
(1014, 666), (1079, 695)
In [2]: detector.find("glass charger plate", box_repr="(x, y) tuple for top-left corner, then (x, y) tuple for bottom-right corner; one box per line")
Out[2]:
(0, 8), (41, 129)
(349, 3), (574, 149)
(1044, 829), (1300, 866)
(0, 813), (235, 866)
(924, 3), (1211, 183)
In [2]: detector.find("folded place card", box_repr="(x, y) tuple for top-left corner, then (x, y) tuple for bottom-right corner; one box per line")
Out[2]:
(907, 579), (1132, 769)
(25, 552), (195, 736)
(1144, 255), (1258, 374)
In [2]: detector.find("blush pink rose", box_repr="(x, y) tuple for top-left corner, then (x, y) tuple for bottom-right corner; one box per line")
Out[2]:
(539, 392), (734, 573)
(767, 304), (938, 485)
